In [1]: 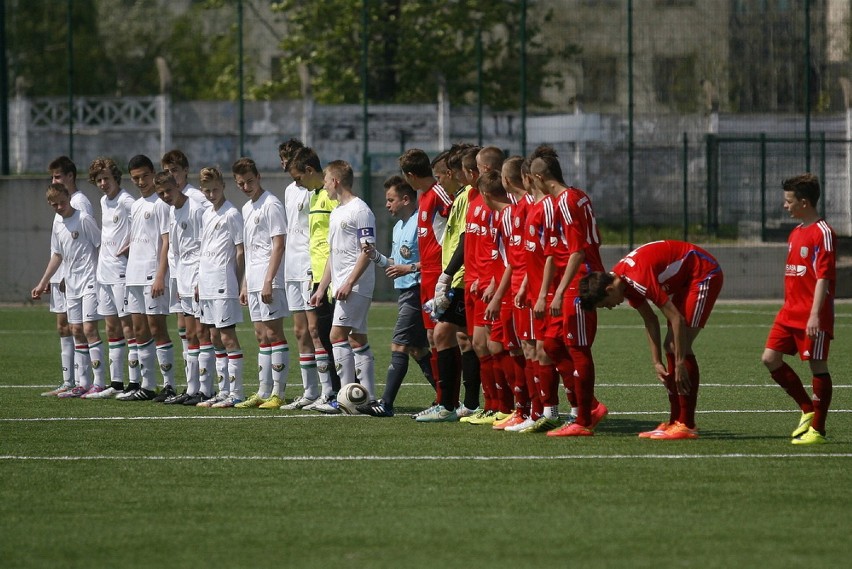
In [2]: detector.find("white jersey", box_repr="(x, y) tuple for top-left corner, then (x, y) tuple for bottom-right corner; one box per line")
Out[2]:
(242, 190), (287, 293)
(328, 196), (376, 297)
(198, 200), (244, 300)
(170, 196), (207, 297)
(50, 210), (100, 298)
(283, 181), (312, 281)
(97, 189), (135, 285)
(168, 184), (209, 272)
(51, 190), (95, 284)
(126, 193), (170, 286)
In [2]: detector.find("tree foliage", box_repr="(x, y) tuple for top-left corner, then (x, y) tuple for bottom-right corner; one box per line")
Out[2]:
(265, 0), (578, 109)
(6, 0), (240, 101)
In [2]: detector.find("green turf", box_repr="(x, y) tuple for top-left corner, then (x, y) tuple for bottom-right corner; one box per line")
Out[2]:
(1, 303), (850, 568)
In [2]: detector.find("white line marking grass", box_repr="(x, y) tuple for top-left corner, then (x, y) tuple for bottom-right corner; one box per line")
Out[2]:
(1, 453), (851, 462)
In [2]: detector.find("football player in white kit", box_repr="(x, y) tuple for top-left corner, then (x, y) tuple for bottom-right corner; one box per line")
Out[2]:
(84, 157), (139, 398)
(310, 160), (377, 402)
(155, 171), (209, 405)
(195, 167), (246, 408)
(32, 183), (102, 398)
(232, 157), (291, 409)
(41, 156), (102, 397)
(118, 155), (175, 401)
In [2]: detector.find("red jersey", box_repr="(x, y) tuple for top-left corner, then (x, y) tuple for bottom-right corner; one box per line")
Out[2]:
(554, 186), (605, 293)
(778, 219), (836, 333)
(505, 194), (533, 293)
(464, 189), (492, 285)
(489, 205), (508, 284)
(613, 240), (722, 309)
(523, 195), (553, 305)
(416, 182), (453, 276)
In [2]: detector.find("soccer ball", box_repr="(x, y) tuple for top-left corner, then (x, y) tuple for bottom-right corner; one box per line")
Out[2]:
(337, 382), (369, 415)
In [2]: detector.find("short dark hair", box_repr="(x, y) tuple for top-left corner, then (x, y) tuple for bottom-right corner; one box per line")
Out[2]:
(502, 156), (524, 187)
(48, 156), (77, 179)
(477, 146), (505, 172)
(530, 145), (566, 185)
(232, 157), (259, 177)
(325, 160), (354, 189)
(128, 154), (155, 173)
(161, 149), (189, 169)
(154, 171), (178, 188)
(578, 272), (615, 311)
(384, 174), (416, 201)
(782, 173), (820, 207)
(278, 138), (305, 163)
(462, 146), (481, 172)
(399, 149), (432, 178)
(288, 147), (322, 174)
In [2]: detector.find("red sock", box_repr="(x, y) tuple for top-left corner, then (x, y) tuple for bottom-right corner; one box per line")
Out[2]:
(544, 338), (576, 406)
(538, 362), (559, 407)
(493, 352), (513, 413)
(665, 352), (680, 424)
(678, 354), (700, 429)
(431, 348), (441, 404)
(529, 361), (543, 420)
(569, 346), (595, 427)
(513, 354), (530, 411)
(770, 362), (814, 413)
(479, 354), (496, 410)
(811, 373), (833, 434)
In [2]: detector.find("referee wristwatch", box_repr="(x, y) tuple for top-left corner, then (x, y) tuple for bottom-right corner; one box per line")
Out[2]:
(409, 263), (419, 273)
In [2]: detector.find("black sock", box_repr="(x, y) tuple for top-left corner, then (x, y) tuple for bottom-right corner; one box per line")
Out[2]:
(110, 381), (124, 390)
(381, 351), (409, 408)
(416, 354), (436, 389)
(461, 349), (481, 410)
(437, 347), (461, 410)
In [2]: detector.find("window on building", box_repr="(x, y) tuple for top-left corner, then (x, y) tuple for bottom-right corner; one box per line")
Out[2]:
(582, 57), (617, 105)
(653, 55), (698, 111)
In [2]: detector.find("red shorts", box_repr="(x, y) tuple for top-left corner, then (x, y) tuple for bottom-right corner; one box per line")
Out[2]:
(530, 292), (553, 341)
(473, 296), (489, 329)
(562, 294), (597, 347)
(766, 320), (831, 361)
(420, 271), (440, 330)
(464, 282), (477, 336)
(671, 272), (723, 329)
(489, 301), (519, 349)
(513, 305), (534, 344)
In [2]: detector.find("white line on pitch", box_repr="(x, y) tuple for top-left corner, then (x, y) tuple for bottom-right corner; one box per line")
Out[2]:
(1, 453), (850, 462)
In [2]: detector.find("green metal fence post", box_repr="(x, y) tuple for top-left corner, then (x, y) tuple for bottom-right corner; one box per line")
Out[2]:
(760, 133), (767, 242)
(682, 132), (688, 241)
(819, 131), (826, 219)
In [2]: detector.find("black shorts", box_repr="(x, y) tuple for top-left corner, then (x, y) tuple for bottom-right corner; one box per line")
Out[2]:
(438, 287), (466, 328)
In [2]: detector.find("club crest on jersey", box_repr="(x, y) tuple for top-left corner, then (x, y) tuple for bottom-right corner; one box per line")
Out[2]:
(71, 231), (79, 239)
(255, 215), (261, 224)
(400, 245), (412, 259)
(474, 205), (482, 217)
(800, 246), (808, 258)
(113, 214), (119, 223)
(180, 222), (187, 229)
(144, 211), (151, 219)
(215, 222), (222, 230)
(514, 217), (520, 228)
(529, 226), (535, 236)
(421, 211), (427, 222)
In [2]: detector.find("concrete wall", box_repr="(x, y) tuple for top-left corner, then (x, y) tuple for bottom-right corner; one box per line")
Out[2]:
(1, 174), (817, 305)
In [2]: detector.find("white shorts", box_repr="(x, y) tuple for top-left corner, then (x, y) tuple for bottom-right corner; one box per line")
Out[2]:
(66, 293), (101, 324)
(180, 295), (201, 319)
(285, 280), (314, 312)
(169, 277), (182, 313)
(332, 291), (371, 334)
(200, 298), (243, 328)
(247, 289), (290, 322)
(49, 282), (66, 313)
(98, 282), (128, 317)
(126, 284), (170, 316)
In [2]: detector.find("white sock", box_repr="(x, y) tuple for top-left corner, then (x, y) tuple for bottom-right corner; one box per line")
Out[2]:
(228, 351), (244, 399)
(60, 336), (74, 387)
(156, 341), (175, 388)
(108, 337), (126, 386)
(127, 338), (140, 384)
(137, 339), (158, 391)
(299, 352), (320, 400)
(214, 348), (228, 393)
(74, 343), (91, 388)
(257, 344), (272, 398)
(198, 343), (215, 396)
(271, 341), (290, 398)
(332, 340), (355, 387)
(353, 344), (376, 399)
(186, 345), (200, 395)
(89, 340), (105, 388)
(543, 405), (559, 420)
(315, 347), (333, 397)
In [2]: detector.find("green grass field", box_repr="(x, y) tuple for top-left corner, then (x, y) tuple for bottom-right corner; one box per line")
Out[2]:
(1, 302), (850, 568)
